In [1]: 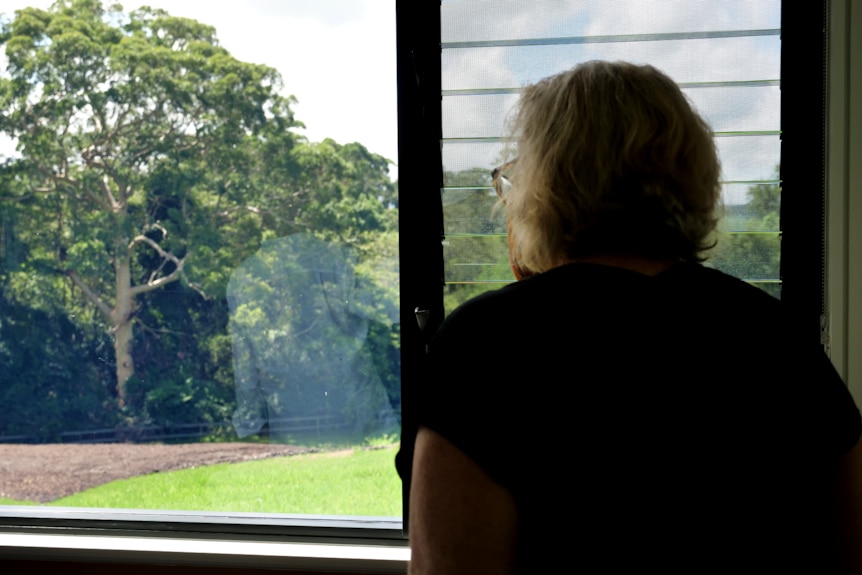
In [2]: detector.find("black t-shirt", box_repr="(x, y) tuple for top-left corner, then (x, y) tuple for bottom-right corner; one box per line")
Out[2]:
(397, 262), (861, 573)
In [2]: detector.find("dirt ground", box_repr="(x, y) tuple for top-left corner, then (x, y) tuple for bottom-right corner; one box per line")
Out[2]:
(0, 442), (314, 503)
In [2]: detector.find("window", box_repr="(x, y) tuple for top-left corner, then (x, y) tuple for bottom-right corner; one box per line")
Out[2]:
(0, 0), (402, 508)
(0, 0), (408, 568)
(438, 0), (783, 312)
(2, 0), (861, 571)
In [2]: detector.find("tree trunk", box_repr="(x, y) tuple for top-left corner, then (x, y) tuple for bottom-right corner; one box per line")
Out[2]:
(113, 250), (135, 407)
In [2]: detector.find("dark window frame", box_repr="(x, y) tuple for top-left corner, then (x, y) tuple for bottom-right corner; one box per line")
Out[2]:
(0, 0), (837, 570)
(780, 0), (829, 343)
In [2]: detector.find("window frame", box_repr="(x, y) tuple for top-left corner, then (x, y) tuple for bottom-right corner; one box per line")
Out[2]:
(780, 0), (829, 341)
(827, 0), (862, 397)
(2, 0), (861, 571)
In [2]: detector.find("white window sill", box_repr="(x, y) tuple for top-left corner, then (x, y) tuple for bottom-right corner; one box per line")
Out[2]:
(0, 507), (409, 572)
(0, 533), (410, 572)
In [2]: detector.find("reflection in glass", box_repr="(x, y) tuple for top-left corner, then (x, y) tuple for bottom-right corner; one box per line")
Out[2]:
(229, 233), (399, 441)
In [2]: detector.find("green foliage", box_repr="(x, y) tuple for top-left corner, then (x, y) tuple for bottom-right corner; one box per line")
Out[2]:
(440, 168), (511, 313)
(364, 432), (401, 448)
(0, 2), (399, 436)
(226, 233), (398, 440)
(0, 0), (307, 401)
(124, 282), (235, 430)
(439, 165), (784, 312)
(0, 285), (118, 439)
(707, 172), (781, 297)
(746, 168), (782, 219)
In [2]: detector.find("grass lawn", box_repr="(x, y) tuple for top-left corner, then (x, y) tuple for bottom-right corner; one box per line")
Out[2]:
(0, 498), (36, 506)
(48, 446), (401, 517)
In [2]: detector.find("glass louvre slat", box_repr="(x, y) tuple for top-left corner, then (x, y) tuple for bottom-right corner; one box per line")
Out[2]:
(439, 184), (782, 233)
(443, 132), (779, 143)
(442, 37), (780, 91)
(444, 80), (781, 97)
(720, 184), (782, 220)
(441, 0), (780, 42)
(443, 29), (779, 50)
(443, 235), (511, 283)
(439, 189), (783, 233)
(443, 86), (779, 138)
(442, 232), (781, 282)
(441, 137), (781, 183)
(714, 137), (781, 182)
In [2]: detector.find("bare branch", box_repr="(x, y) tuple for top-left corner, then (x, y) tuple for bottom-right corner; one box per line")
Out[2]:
(128, 234), (186, 296)
(39, 162), (111, 211)
(85, 92), (108, 136)
(113, 105), (162, 138)
(1, 185), (53, 203)
(80, 149), (126, 209)
(134, 317), (191, 339)
(146, 222), (168, 237)
(217, 205), (261, 218)
(100, 174), (121, 210)
(147, 256), (168, 284)
(129, 234), (169, 254)
(126, 121), (186, 163)
(130, 264), (184, 296)
(66, 270), (113, 320)
(185, 281), (208, 300)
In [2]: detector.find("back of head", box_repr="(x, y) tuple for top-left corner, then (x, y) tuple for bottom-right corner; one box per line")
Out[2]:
(505, 60), (722, 275)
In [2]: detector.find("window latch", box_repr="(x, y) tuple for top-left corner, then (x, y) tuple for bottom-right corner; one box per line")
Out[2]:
(415, 307), (431, 353)
(415, 307), (430, 332)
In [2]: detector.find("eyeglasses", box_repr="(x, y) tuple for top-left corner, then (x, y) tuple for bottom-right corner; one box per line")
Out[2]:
(491, 159), (516, 203)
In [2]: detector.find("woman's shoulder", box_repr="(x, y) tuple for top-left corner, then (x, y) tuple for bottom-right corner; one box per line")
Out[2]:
(447, 261), (779, 314)
(426, 261), (782, 366)
(661, 262), (782, 303)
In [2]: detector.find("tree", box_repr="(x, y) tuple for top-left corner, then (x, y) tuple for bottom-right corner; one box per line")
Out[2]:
(440, 167), (510, 312)
(0, 0), (300, 405)
(746, 166), (782, 220)
(708, 168), (781, 298)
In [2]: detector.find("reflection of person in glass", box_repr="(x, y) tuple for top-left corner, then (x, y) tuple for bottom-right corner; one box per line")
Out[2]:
(228, 232), (398, 440)
(398, 61), (862, 574)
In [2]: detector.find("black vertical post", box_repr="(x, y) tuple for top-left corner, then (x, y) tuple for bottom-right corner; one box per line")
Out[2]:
(396, 0), (444, 533)
(780, 0), (828, 343)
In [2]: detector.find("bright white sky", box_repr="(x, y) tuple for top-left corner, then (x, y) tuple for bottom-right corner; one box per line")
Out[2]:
(439, 0), (782, 204)
(0, 0), (782, 202)
(0, 0), (399, 174)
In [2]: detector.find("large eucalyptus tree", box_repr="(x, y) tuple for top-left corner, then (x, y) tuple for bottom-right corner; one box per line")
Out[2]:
(0, 0), (301, 404)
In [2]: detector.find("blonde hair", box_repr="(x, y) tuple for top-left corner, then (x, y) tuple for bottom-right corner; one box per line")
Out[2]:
(505, 61), (722, 274)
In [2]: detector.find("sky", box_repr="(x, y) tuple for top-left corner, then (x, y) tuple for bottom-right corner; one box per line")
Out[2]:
(0, 0), (399, 174)
(0, 0), (782, 202)
(440, 0), (782, 204)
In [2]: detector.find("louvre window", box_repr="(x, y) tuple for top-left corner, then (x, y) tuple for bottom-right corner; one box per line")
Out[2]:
(439, 0), (783, 312)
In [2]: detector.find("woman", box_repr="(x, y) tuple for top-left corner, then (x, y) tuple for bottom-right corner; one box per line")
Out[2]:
(397, 61), (862, 574)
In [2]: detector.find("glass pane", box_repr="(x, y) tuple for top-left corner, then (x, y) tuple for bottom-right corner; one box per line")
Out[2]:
(0, 1), (400, 518)
(442, 37), (781, 91)
(441, 0), (780, 42)
(441, 0), (782, 314)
